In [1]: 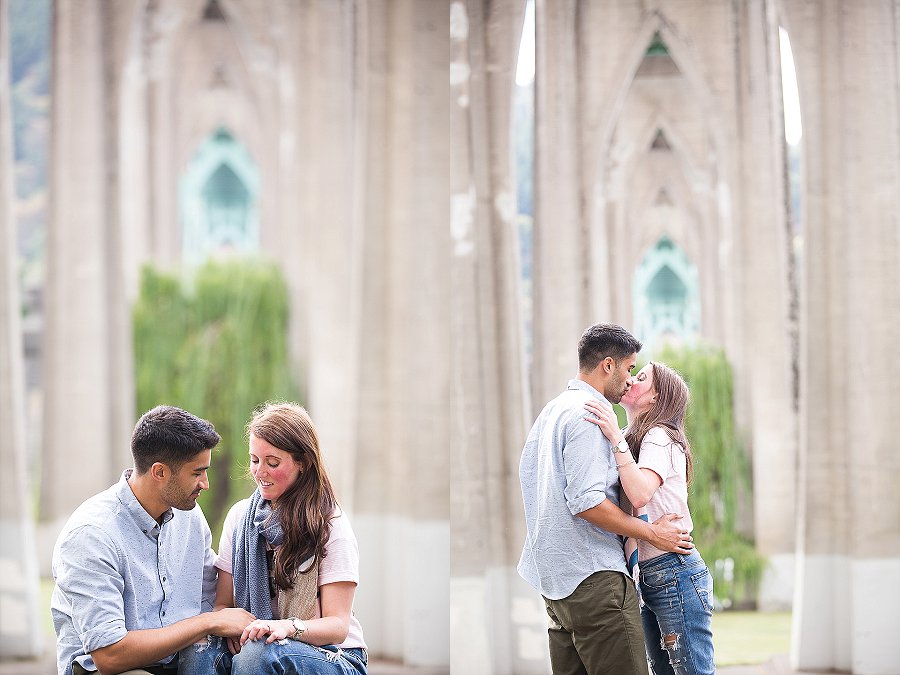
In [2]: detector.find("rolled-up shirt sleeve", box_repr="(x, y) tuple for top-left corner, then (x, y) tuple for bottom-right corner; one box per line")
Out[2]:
(562, 413), (613, 515)
(56, 526), (128, 654)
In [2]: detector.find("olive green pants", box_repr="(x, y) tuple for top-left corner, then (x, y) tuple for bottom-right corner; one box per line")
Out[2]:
(544, 570), (649, 675)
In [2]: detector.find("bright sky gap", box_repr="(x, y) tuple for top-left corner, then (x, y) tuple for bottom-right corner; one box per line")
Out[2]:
(780, 27), (802, 145)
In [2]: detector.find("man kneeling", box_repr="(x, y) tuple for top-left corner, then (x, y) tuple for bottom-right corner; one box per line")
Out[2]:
(52, 405), (255, 675)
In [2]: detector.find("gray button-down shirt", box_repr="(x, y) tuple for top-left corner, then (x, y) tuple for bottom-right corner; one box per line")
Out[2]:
(51, 470), (217, 675)
(517, 379), (628, 600)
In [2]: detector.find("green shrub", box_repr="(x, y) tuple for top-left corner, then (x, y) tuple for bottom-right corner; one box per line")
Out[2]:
(133, 259), (299, 541)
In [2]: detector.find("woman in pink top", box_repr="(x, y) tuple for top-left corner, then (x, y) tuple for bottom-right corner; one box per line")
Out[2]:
(179, 402), (367, 675)
(584, 362), (714, 675)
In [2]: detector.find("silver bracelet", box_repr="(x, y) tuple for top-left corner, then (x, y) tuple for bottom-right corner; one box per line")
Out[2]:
(616, 459), (636, 468)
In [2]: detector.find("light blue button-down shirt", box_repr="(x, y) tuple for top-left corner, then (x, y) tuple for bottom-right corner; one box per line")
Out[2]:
(51, 470), (217, 675)
(517, 379), (629, 600)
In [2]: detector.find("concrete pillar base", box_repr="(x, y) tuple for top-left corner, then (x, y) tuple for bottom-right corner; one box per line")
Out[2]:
(791, 554), (851, 671)
(451, 568), (549, 675)
(353, 514), (449, 668)
(791, 554), (900, 674)
(0, 521), (43, 659)
(849, 558), (900, 674)
(757, 552), (795, 611)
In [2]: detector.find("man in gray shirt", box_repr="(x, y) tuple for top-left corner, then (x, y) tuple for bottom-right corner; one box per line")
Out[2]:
(518, 323), (693, 674)
(52, 406), (255, 675)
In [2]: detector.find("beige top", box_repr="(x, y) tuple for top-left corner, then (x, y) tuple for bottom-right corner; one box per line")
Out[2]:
(634, 426), (694, 562)
(217, 499), (367, 649)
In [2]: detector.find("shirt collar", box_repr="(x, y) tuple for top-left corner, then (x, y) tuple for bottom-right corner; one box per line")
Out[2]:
(566, 378), (608, 403)
(116, 469), (174, 535)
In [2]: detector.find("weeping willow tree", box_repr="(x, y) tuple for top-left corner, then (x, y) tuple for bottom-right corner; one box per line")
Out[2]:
(621, 345), (765, 609)
(133, 259), (299, 540)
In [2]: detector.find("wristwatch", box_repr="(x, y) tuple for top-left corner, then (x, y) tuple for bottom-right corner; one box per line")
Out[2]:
(613, 439), (630, 454)
(287, 617), (307, 640)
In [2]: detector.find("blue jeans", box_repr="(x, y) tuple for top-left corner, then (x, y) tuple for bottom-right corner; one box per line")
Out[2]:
(178, 636), (368, 675)
(638, 551), (715, 675)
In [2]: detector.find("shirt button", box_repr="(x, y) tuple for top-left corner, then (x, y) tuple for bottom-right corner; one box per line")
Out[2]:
(162, 611), (166, 616)
(162, 577), (166, 582)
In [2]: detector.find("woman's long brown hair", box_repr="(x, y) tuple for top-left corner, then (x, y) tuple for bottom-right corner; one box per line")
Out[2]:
(624, 362), (694, 485)
(248, 402), (338, 591)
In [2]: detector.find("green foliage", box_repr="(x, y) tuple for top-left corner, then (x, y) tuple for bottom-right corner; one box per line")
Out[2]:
(623, 345), (765, 609)
(133, 260), (299, 541)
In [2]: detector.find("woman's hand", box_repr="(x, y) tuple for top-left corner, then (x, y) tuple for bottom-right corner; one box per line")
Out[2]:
(583, 398), (624, 445)
(240, 618), (292, 646)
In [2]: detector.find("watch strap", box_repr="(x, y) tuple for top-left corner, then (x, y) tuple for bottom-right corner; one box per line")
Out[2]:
(287, 616), (306, 640)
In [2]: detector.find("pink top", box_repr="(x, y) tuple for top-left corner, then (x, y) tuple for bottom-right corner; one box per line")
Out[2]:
(217, 499), (367, 649)
(633, 426), (694, 562)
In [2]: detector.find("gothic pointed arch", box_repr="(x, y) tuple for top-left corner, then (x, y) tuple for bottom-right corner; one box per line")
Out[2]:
(179, 127), (260, 265)
(637, 114), (702, 175)
(619, 112), (706, 203)
(593, 10), (728, 162)
(632, 236), (700, 352)
(589, 9), (733, 342)
(630, 175), (703, 266)
(650, 128), (672, 151)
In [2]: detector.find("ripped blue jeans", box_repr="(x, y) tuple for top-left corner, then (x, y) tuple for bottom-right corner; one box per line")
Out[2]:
(177, 635), (367, 675)
(638, 550), (715, 675)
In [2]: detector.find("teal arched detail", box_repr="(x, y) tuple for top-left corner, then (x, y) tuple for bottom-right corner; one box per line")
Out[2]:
(632, 236), (700, 352)
(179, 128), (260, 265)
(646, 31), (669, 56)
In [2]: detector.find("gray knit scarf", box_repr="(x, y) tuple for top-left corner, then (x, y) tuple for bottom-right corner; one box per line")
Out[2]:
(232, 489), (282, 620)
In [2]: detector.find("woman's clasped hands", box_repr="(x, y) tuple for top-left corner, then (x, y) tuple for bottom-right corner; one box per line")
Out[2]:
(240, 618), (293, 645)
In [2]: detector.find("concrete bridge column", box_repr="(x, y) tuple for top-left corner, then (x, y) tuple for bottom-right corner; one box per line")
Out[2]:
(40, 0), (133, 565)
(783, 1), (900, 672)
(282, 0), (364, 515)
(531, 0), (595, 409)
(0, 0), (43, 658)
(349, 1), (450, 667)
(733, 0), (797, 610)
(450, 1), (543, 673)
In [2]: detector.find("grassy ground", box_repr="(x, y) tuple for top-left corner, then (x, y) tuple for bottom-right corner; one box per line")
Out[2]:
(713, 611), (792, 666)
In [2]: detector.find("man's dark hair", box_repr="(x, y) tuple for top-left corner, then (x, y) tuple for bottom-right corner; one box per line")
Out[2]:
(577, 323), (643, 372)
(131, 405), (221, 474)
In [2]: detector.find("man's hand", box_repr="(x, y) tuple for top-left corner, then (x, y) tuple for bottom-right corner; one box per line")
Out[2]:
(91, 609), (255, 674)
(648, 513), (694, 553)
(209, 608), (256, 637)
